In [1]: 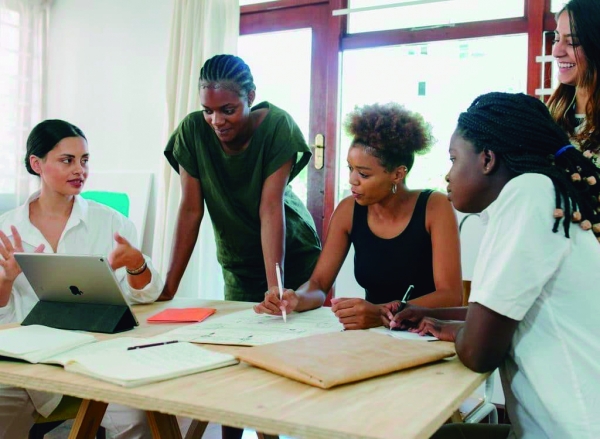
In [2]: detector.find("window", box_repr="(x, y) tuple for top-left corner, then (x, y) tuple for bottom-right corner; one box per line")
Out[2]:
(337, 34), (528, 201)
(0, 7), (23, 210)
(0, 2), (47, 212)
(347, 0), (526, 34)
(238, 28), (312, 204)
(551, 0), (566, 13)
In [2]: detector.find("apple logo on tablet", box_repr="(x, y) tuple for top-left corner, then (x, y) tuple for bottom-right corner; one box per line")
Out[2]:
(69, 286), (84, 296)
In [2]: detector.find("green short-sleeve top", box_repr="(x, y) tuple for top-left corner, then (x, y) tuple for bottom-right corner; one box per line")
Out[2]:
(165, 102), (321, 301)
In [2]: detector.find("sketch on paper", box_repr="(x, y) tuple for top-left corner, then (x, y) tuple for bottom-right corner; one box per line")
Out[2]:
(158, 307), (344, 346)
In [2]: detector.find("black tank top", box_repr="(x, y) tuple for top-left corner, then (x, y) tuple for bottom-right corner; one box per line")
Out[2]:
(350, 190), (435, 304)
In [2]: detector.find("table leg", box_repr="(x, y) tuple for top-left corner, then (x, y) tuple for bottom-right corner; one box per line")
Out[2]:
(147, 411), (183, 439)
(184, 420), (209, 439)
(449, 410), (463, 423)
(68, 399), (108, 439)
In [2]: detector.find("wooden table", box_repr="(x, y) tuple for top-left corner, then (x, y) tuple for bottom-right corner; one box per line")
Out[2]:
(0, 300), (487, 439)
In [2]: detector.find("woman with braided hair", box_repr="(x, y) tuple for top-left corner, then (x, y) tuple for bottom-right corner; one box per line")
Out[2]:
(161, 54), (321, 306)
(255, 102), (463, 329)
(392, 92), (600, 439)
(548, 0), (600, 163)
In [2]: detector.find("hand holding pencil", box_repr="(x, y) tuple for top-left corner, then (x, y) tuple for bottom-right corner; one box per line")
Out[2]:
(275, 263), (286, 322)
(253, 284), (299, 317)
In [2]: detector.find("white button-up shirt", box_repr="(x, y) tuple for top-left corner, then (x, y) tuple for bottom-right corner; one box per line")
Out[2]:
(0, 191), (163, 416)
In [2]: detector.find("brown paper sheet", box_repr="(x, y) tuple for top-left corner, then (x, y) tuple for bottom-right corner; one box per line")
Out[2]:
(236, 330), (455, 389)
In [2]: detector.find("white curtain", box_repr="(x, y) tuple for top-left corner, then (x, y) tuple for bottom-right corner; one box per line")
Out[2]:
(0, 0), (49, 213)
(152, 0), (239, 299)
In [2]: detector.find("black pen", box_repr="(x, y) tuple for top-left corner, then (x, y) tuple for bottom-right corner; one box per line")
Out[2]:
(127, 340), (179, 351)
(390, 285), (414, 330)
(397, 284), (414, 313)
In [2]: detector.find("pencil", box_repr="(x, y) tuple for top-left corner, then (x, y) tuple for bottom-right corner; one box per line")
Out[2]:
(275, 262), (287, 323)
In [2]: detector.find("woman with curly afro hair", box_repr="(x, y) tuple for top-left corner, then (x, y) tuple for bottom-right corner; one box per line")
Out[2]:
(255, 102), (463, 330)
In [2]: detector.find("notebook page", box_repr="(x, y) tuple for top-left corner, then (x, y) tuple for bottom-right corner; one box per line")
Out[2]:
(369, 326), (438, 341)
(0, 325), (96, 363)
(63, 341), (238, 387)
(44, 337), (143, 365)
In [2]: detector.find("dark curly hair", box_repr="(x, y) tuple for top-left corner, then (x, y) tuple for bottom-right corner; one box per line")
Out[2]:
(344, 102), (432, 172)
(199, 54), (256, 97)
(457, 92), (600, 240)
(25, 119), (86, 176)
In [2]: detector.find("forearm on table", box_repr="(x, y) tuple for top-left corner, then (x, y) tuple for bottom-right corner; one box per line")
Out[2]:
(293, 279), (327, 312)
(408, 287), (463, 309)
(421, 306), (468, 321)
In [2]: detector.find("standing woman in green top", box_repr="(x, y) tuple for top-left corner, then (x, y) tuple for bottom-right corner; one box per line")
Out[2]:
(161, 54), (321, 305)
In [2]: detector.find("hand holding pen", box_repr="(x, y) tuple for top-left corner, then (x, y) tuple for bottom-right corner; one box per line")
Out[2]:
(275, 263), (286, 323)
(386, 285), (413, 330)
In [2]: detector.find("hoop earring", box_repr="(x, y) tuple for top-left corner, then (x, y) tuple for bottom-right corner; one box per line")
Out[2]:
(391, 183), (397, 194)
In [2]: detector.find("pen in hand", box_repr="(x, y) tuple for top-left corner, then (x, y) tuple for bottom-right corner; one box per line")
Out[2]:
(275, 262), (287, 323)
(389, 284), (414, 330)
(127, 340), (179, 351)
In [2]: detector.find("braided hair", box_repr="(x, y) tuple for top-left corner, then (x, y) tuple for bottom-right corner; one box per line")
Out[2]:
(345, 102), (432, 172)
(457, 92), (600, 240)
(198, 54), (256, 96)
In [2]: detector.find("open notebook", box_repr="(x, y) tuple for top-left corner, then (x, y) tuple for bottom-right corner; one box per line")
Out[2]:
(0, 325), (238, 387)
(236, 330), (455, 389)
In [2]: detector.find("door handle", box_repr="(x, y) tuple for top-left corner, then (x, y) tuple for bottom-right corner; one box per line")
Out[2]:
(314, 134), (324, 170)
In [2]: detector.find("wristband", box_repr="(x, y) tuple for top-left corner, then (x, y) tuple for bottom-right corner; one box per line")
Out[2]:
(126, 260), (147, 276)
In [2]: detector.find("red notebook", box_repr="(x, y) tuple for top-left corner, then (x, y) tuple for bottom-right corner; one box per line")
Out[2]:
(147, 308), (216, 323)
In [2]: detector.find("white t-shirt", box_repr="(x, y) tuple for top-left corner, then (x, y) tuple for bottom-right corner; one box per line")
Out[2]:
(0, 192), (163, 416)
(469, 173), (600, 439)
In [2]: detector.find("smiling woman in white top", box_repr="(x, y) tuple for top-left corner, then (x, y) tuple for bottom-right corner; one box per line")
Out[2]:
(548, 0), (600, 164)
(0, 119), (162, 439)
(392, 93), (600, 439)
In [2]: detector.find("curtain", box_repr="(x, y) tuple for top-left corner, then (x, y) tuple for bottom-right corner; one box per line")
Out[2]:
(152, 0), (239, 299)
(0, 0), (50, 213)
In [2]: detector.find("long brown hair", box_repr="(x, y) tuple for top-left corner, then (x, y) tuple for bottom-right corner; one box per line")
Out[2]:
(547, 0), (600, 153)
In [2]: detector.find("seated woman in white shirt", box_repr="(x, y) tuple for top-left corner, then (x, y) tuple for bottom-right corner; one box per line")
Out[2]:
(0, 119), (162, 439)
(390, 93), (600, 439)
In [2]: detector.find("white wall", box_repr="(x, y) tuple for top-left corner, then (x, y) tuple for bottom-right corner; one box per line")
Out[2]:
(46, 0), (173, 255)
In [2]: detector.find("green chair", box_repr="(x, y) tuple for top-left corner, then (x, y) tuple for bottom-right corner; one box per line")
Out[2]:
(81, 191), (130, 217)
(29, 396), (106, 439)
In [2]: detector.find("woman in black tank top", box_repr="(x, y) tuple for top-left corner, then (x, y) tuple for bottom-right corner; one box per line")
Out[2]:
(254, 103), (463, 330)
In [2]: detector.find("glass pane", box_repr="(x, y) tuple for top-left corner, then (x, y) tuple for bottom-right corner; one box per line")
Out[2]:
(347, 0), (525, 33)
(337, 34), (528, 201)
(238, 29), (312, 204)
(551, 0), (567, 13)
(239, 0), (280, 5)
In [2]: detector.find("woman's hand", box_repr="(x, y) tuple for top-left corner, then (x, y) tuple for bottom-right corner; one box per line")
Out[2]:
(0, 226), (45, 282)
(386, 303), (432, 330)
(330, 297), (386, 330)
(108, 232), (145, 272)
(409, 317), (463, 342)
(157, 286), (175, 302)
(254, 286), (299, 315)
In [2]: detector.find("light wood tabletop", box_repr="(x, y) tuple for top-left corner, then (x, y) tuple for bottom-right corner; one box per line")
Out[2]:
(0, 300), (487, 439)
